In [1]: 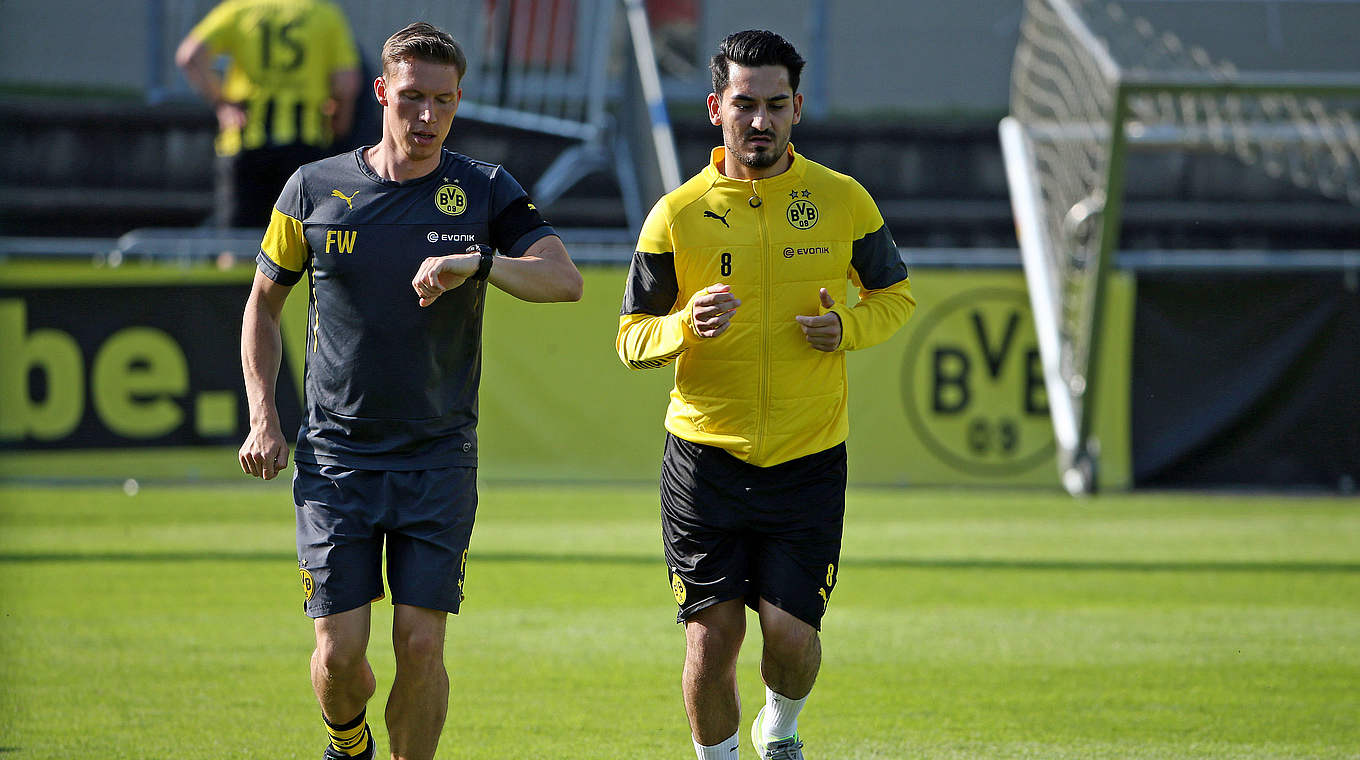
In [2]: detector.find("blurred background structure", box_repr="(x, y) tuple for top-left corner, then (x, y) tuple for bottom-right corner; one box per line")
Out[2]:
(0, 0), (1355, 491)
(1003, 0), (1360, 493)
(0, 0), (1027, 242)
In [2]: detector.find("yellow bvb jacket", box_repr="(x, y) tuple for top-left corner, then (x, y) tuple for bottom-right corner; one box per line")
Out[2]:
(617, 146), (916, 466)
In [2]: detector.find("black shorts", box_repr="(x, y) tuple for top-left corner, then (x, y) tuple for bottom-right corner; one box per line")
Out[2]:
(660, 434), (846, 630)
(293, 462), (477, 618)
(216, 144), (328, 228)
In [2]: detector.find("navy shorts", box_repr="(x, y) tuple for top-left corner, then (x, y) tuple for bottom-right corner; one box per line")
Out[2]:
(660, 434), (846, 630)
(293, 462), (477, 618)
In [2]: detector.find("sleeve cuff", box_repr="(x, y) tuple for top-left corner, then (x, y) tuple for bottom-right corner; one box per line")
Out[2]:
(256, 251), (304, 286)
(501, 224), (555, 258)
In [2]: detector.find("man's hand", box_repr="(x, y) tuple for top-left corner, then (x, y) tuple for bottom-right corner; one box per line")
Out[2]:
(795, 288), (842, 352)
(412, 253), (478, 307)
(239, 419), (289, 480)
(215, 101), (247, 131)
(690, 283), (741, 338)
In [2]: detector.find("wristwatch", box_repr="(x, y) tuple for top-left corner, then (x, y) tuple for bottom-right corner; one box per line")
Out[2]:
(466, 244), (494, 281)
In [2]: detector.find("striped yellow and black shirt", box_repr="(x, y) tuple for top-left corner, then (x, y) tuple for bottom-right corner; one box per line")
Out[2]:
(190, 0), (358, 155)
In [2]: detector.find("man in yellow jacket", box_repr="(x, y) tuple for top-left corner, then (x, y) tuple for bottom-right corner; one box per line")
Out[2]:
(617, 29), (915, 760)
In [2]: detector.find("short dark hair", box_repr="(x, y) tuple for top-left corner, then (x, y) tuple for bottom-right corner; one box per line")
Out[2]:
(710, 30), (806, 96)
(382, 22), (467, 80)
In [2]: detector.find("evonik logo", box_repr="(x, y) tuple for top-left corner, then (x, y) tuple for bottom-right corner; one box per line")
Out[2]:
(782, 246), (831, 259)
(426, 232), (478, 244)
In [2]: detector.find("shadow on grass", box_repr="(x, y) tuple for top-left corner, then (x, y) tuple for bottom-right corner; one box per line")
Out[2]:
(1, 551), (1358, 574)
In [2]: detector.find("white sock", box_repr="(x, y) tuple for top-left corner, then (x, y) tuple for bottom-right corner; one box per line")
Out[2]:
(694, 730), (739, 759)
(763, 687), (808, 741)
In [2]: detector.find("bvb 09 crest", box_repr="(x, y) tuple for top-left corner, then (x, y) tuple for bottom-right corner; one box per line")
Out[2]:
(786, 199), (818, 230)
(435, 184), (467, 216)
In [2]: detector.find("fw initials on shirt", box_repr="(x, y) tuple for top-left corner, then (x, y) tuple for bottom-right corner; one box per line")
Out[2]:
(325, 229), (358, 254)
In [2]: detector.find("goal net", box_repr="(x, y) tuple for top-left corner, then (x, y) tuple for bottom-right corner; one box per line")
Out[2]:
(1001, 0), (1360, 494)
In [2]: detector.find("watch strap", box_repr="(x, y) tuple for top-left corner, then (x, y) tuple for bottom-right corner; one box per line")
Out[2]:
(467, 244), (494, 281)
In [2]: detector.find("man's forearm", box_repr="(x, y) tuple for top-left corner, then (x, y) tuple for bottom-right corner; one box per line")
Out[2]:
(486, 237), (583, 303)
(831, 279), (916, 351)
(616, 311), (693, 369)
(176, 38), (223, 104)
(241, 295), (284, 427)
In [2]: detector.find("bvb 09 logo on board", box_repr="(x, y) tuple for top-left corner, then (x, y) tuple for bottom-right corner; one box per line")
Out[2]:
(901, 287), (1054, 476)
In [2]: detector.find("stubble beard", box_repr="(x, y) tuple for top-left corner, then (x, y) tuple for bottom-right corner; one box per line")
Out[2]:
(728, 125), (786, 170)
(736, 146), (780, 169)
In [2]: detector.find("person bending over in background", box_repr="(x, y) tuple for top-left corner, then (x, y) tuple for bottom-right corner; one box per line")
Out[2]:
(177, 0), (361, 228)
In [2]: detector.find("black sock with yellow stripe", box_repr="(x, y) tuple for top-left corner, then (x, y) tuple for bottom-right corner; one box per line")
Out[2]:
(323, 708), (371, 757)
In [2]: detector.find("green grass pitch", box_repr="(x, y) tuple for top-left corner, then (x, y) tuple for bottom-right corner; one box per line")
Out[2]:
(1, 475), (1357, 758)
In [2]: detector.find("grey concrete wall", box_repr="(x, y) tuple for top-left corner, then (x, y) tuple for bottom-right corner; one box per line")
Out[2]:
(822, 0), (1021, 114)
(685, 0), (1021, 115)
(0, 0), (152, 92)
(1, 0), (1025, 113)
(2, 1), (1355, 114)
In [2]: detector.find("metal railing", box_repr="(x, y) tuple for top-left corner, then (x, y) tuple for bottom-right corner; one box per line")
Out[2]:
(7, 235), (1360, 275)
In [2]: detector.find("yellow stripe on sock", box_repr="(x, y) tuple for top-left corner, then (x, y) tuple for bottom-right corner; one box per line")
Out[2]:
(327, 722), (369, 756)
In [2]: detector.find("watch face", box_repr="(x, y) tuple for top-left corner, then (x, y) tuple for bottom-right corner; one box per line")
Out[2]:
(465, 243), (493, 255)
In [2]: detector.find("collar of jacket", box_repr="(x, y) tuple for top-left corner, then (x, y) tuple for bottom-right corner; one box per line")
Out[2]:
(702, 144), (807, 193)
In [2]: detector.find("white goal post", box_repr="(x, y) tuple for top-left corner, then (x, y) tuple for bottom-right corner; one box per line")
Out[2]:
(1001, 0), (1360, 494)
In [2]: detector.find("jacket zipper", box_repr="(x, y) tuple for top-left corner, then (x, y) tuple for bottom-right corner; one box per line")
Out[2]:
(752, 179), (771, 463)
